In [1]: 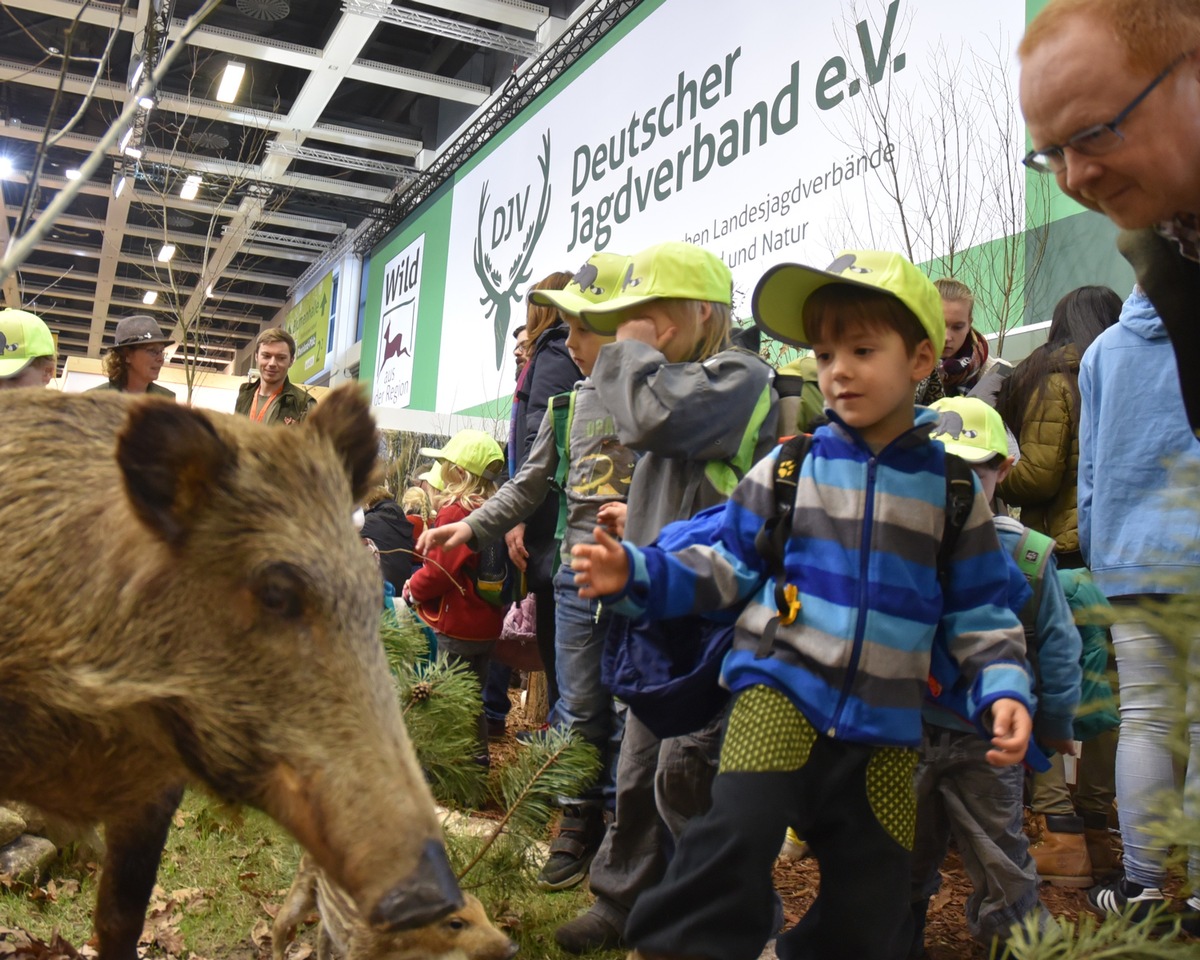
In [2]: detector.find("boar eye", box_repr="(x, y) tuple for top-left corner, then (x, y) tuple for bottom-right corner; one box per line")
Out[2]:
(445, 918), (467, 932)
(254, 563), (306, 619)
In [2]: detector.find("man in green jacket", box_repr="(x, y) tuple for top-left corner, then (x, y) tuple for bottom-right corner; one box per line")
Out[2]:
(235, 328), (316, 426)
(1018, 0), (1200, 434)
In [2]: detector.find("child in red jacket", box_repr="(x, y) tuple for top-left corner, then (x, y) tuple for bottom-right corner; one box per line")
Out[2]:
(403, 430), (506, 764)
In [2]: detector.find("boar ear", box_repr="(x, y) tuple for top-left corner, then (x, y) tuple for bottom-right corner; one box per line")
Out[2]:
(117, 402), (236, 548)
(305, 384), (380, 504)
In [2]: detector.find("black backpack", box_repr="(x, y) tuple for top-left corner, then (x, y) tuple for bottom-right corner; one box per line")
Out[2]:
(752, 434), (976, 658)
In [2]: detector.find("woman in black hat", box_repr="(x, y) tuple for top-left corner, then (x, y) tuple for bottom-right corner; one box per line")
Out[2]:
(89, 315), (177, 397)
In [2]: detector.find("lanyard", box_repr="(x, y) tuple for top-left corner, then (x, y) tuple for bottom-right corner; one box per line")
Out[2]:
(250, 387), (282, 423)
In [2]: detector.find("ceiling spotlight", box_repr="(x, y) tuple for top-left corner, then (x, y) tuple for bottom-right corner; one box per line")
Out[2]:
(138, 95), (155, 110)
(205, 284), (214, 299)
(129, 59), (145, 91)
(65, 168), (81, 181)
(0, 157), (12, 178)
(143, 290), (158, 305)
(120, 128), (133, 152)
(124, 146), (143, 160)
(179, 174), (202, 201)
(156, 244), (176, 263)
(114, 175), (127, 198)
(215, 60), (246, 104)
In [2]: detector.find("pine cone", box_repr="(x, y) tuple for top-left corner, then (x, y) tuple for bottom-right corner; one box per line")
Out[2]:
(410, 681), (432, 703)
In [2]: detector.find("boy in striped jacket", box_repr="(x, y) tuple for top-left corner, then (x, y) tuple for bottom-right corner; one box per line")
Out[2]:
(571, 251), (1033, 960)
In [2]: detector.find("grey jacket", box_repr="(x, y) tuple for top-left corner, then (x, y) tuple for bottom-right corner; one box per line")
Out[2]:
(465, 379), (637, 566)
(589, 340), (778, 546)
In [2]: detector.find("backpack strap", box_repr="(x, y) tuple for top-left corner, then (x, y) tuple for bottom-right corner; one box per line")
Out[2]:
(937, 453), (976, 591)
(705, 381), (774, 497)
(550, 390), (576, 545)
(1011, 526), (1055, 621)
(752, 434), (812, 659)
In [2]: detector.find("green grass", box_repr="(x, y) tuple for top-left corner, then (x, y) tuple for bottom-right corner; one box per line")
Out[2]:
(0, 792), (615, 960)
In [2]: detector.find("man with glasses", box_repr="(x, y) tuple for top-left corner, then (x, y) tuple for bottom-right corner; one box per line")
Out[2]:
(1018, 0), (1200, 433)
(90, 315), (177, 398)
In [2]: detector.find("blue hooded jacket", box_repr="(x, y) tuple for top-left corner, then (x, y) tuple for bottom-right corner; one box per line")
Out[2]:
(1078, 289), (1200, 597)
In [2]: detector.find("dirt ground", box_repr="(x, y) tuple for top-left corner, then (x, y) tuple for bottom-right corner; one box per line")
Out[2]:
(772, 848), (1090, 959)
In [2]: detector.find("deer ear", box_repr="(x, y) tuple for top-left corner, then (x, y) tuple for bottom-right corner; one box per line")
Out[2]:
(118, 401), (237, 548)
(305, 384), (380, 504)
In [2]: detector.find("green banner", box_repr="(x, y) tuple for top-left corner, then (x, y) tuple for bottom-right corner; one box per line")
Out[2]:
(286, 271), (333, 380)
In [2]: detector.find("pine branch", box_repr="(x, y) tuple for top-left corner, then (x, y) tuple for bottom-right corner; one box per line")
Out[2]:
(1002, 903), (1195, 958)
(456, 730), (600, 882)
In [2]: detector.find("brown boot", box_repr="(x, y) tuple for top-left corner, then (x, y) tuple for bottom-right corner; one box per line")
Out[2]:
(1082, 813), (1123, 879)
(1030, 813), (1093, 887)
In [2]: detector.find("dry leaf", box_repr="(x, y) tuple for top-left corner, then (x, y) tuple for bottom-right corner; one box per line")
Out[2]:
(286, 944), (312, 960)
(250, 920), (271, 950)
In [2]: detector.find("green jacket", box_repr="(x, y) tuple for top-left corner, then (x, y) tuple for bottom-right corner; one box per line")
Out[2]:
(234, 379), (316, 425)
(998, 346), (1080, 554)
(87, 380), (177, 399)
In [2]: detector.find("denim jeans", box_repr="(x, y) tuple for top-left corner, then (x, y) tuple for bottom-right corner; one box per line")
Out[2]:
(1110, 606), (1200, 889)
(911, 726), (1045, 945)
(553, 567), (615, 761)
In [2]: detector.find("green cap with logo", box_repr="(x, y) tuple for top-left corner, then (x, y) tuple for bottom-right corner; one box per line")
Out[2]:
(529, 251), (631, 317)
(419, 430), (505, 482)
(0, 308), (55, 379)
(577, 241), (733, 334)
(929, 396), (1018, 464)
(752, 250), (946, 355)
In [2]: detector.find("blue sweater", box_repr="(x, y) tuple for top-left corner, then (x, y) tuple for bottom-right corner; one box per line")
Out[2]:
(1078, 289), (1200, 597)
(612, 410), (1030, 749)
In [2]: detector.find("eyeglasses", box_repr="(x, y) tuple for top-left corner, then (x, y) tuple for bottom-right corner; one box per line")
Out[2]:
(1022, 51), (1190, 174)
(139, 346), (166, 358)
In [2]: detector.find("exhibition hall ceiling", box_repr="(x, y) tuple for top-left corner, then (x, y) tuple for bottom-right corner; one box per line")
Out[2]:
(0, 0), (581, 371)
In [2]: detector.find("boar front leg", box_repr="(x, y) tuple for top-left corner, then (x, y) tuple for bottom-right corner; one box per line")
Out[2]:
(94, 784), (184, 960)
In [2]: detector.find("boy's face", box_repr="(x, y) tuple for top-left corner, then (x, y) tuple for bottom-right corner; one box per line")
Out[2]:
(968, 457), (1014, 503)
(812, 318), (936, 451)
(563, 314), (613, 376)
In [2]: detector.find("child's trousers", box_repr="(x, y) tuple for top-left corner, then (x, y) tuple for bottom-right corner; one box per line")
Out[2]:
(625, 685), (917, 960)
(910, 725), (1045, 946)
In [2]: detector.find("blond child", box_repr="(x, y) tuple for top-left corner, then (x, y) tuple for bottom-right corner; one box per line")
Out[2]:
(402, 431), (505, 763)
(553, 241), (780, 953)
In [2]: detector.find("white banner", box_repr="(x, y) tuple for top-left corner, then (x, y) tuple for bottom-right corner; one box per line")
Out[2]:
(376, 0), (1025, 415)
(374, 234), (424, 410)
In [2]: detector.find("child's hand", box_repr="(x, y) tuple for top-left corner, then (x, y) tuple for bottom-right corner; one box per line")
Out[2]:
(597, 501), (627, 539)
(985, 698), (1032, 767)
(1042, 737), (1078, 758)
(416, 520), (471, 555)
(505, 522), (529, 572)
(616, 317), (677, 354)
(571, 526), (631, 598)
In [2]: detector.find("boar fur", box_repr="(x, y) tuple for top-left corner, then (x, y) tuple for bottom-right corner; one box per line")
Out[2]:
(272, 855), (517, 960)
(0, 387), (462, 960)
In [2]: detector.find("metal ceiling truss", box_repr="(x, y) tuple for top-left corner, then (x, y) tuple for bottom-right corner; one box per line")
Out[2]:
(356, 0), (644, 254)
(341, 0), (541, 58)
(263, 140), (419, 182)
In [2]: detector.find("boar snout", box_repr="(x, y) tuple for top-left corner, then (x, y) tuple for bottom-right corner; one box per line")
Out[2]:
(368, 838), (463, 931)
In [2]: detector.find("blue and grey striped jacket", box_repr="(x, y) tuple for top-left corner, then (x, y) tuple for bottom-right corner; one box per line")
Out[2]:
(612, 408), (1030, 749)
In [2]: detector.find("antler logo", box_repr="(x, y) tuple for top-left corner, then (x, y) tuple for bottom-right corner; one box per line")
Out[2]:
(473, 131), (553, 369)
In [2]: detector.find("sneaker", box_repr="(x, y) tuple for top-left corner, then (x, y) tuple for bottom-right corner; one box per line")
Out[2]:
(515, 722), (551, 745)
(1179, 897), (1200, 938)
(554, 910), (624, 954)
(537, 805), (605, 891)
(1087, 876), (1165, 923)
